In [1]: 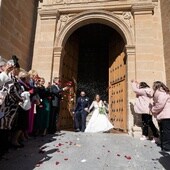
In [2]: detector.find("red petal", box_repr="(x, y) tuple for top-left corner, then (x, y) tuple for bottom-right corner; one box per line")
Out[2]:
(58, 143), (63, 146)
(125, 155), (131, 160)
(56, 161), (60, 165)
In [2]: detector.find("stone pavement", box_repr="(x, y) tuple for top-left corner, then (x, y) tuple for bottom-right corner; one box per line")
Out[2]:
(0, 131), (169, 170)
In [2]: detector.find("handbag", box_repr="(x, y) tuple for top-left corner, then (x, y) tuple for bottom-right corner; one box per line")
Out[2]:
(19, 91), (31, 110)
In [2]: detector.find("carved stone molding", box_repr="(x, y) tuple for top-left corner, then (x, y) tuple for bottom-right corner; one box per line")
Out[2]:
(126, 45), (136, 57)
(53, 46), (63, 57)
(132, 4), (155, 15)
(44, 0), (115, 5)
(39, 8), (59, 20)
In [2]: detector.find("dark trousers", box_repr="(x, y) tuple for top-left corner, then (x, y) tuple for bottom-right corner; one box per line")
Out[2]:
(159, 119), (170, 151)
(0, 129), (9, 157)
(49, 106), (59, 133)
(75, 110), (87, 132)
(142, 114), (159, 137)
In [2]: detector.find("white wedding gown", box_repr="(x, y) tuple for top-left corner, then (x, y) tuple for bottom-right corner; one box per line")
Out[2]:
(85, 100), (113, 133)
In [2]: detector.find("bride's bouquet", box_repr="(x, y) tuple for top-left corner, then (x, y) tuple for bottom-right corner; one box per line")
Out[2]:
(99, 106), (106, 115)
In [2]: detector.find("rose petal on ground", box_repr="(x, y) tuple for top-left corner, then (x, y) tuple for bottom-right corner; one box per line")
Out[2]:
(64, 158), (68, 161)
(56, 161), (60, 165)
(56, 149), (60, 152)
(117, 154), (120, 157)
(58, 143), (63, 146)
(125, 155), (131, 160)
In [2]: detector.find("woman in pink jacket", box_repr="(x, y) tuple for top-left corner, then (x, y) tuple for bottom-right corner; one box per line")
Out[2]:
(131, 80), (159, 142)
(151, 81), (170, 151)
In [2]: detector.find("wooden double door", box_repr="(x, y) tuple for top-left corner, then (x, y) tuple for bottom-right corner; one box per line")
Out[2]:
(59, 26), (127, 132)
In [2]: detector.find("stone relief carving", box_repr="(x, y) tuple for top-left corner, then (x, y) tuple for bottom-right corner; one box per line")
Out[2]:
(112, 11), (133, 29)
(56, 14), (75, 35)
(122, 12), (133, 28)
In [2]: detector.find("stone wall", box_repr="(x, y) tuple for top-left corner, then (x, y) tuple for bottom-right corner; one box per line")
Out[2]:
(0, 0), (38, 70)
(160, 0), (170, 87)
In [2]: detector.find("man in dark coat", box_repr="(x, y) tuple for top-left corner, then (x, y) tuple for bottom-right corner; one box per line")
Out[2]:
(74, 91), (90, 132)
(49, 77), (69, 134)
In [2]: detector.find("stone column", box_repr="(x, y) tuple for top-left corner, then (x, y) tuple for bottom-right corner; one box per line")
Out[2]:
(132, 4), (155, 85)
(52, 46), (63, 79)
(126, 45), (141, 137)
(130, 4), (155, 137)
(32, 8), (59, 83)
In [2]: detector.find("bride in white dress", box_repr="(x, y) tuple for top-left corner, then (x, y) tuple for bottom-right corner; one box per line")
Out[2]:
(85, 94), (113, 133)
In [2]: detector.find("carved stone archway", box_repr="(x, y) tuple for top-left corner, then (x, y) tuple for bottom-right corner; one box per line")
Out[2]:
(52, 10), (136, 133)
(55, 10), (134, 48)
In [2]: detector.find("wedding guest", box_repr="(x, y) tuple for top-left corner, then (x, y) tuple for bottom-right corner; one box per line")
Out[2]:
(0, 59), (15, 86)
(27, 70), (39, 134)
(12, 70), (31, 147)
(35, 78), (51, 136)
(151, 81), (170, 151)
(0, 56), (6, 73)
(131, 80), (159, 142)
(49, 77), (69, 134)
(0, 55), (22, 157)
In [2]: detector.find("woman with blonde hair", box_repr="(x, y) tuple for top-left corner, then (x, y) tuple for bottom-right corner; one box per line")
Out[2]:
(12, 70), (31, 147)
(27, 70), (40, 134)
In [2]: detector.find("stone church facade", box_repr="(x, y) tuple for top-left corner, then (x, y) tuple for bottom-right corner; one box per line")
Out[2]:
(0, 0), (170, 135)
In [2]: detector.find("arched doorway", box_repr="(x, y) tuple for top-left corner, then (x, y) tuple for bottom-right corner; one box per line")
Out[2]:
(59, 23), (127, 132)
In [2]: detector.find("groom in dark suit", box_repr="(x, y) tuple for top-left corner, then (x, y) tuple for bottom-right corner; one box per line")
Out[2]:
(74, 91), (90, 132)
